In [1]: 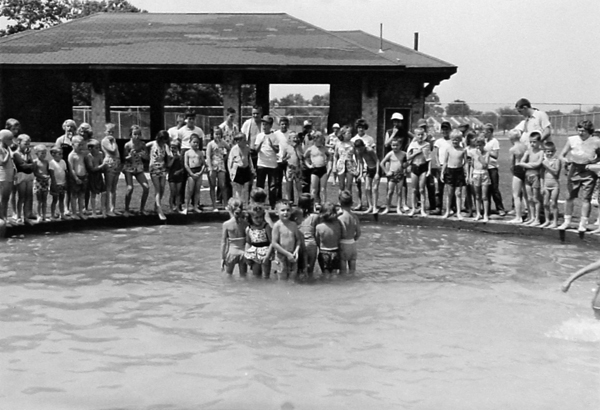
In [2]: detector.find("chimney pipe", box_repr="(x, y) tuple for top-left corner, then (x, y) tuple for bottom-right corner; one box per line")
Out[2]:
(379, 23), (383, 53)
(414, 32), (419, 51)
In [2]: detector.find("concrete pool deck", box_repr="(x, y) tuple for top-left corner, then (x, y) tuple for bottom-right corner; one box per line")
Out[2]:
(2, 210), (599, 245)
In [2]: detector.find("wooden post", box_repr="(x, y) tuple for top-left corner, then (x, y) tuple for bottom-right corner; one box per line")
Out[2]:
(222, 72), (242, 128)
(361, 76), (379, 150)
(149, 77), (165, 140)
(255, 82), (269, 116)
(91, 71), (110, 140)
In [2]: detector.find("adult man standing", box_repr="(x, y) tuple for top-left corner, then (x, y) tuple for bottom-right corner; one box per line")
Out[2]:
(483, 123), (506, 216)
(241, 105), (262, 168)
(273, 117), (291, 201)
(255, 115), (279, 208)
(558, 120), (600, 232)
(219, 107), (239, 145)
(514, 98), (552, 143)
(168, 114), (185, 144)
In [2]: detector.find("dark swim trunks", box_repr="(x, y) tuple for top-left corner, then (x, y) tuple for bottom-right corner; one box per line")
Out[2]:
(233, 166), (252, 185)
(311, 166), (327, 178)
(366, 166), (378, 179)
(411, 162), (428, 177)
(513, 165), (526, 181)
(318, 248), (340, 272)
(444, 167), (466, 187)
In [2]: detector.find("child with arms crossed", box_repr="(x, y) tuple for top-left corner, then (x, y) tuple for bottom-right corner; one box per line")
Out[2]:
(540, 141), (561, 228)
(518, 131), (544, 226)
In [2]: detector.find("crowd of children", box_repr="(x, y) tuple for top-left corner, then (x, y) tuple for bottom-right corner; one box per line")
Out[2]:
(221, 189), (361, 279)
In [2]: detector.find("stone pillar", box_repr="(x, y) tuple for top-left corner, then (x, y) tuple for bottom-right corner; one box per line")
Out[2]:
(255, 82), (269, 116)
(361, 76), (380, 151)
(329, 74), (361, 131)
(91, 72), (110, 140)
(222, 72), (242, 128)
(149, 78), (165, 140)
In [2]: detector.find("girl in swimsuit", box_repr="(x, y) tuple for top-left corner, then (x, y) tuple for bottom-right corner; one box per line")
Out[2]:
(295, 193), (319, 277)
(101, 123), (122, 216)
(244, 204), (273, 278)
(221, 197), (248, 276)
(123, 125), (150, 216)
(147, 130), (173, 220)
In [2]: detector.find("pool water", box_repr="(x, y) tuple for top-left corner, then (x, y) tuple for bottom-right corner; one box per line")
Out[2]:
(1, 223), (599, 409)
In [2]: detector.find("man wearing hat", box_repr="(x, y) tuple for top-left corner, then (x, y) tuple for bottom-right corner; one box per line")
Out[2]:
(513, 98), (552, 143)
(326, 123), (341, 186)
(255, 115), (280, 207)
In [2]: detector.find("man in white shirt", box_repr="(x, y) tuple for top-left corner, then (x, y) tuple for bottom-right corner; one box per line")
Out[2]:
(273, 116), (291, 201)
(255, 115), (279, 208)
(432, 121), (452, 213)
(514, 98), (552, 144)
(178, 110), (205, 153)
(168, 114), (185, 144)
(241, 105), (262, 169)
(483, 123), (506, 215)
(219, 107), (239, 145)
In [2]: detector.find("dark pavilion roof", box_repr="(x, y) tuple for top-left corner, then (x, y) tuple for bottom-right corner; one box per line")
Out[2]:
(0, 13), (455, 72)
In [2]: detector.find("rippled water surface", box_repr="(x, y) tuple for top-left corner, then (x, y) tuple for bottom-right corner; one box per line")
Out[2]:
(1, 223), (599, 409)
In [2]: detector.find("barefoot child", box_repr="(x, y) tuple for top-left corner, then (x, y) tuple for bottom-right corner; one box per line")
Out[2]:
(315, 202), (343, 275)
(441, 130), (467, 220)
(168, 139), (185, 213)
(334, 126), (358, 196)
(123, 125), (150, 216)
(228, 132), (254, 204)
(354, 138), (381, 214)
(13, 134), (35, 223)
(469, 135), (491, 222)
(86, 140), (106, 217)
(206, 127), (230, 211)
(271, 200), (302, 280)
(33, 145), (51, 222)
(304, 132), (330, 204)
(101, 123), (122, 216)
(540, 141), (561, 228)
(380, 139), (407, 214)
(0, 129), (15, 223)
(184, 134), (206, 214)
(281, 132), (304, 203)
(221, 197), (248, 276)
(147, 130), (172, 220)
(244, 204), (273, 278)
(296, 193), (319, 276)
(518, 131), (544, 226)
(406, 128), (431, 216)
(338, 190), (361, 274)
(68, 136), (88, 219)
(48, 146), (67, 219)
(508, 129), (528, 224)
(562, 258), (600, 319)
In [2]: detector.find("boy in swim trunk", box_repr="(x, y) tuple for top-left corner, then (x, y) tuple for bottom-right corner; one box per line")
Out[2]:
(380, 138), (407, 214)
(271, 200), (302, 280)
(508, 129), (528, 224)
(468, 135), (490, 222)
(518, 131), (544, 226)
(338, 190), (361, 274)
(68, 136), (89, 220)
(562, 258), (600, 320)
(281, 132), (303, 203)
(315, 202), (342, 275)
(406, 128), (431, 216)
(540, 141), (561, 228)
(0, 129), (15, 223)
(304, 132), (330, 205)
(33, 144), (51, 222)
(354, 138), (381, 214)
(228, 132), (254, 205)
(441, 130), (467, 220)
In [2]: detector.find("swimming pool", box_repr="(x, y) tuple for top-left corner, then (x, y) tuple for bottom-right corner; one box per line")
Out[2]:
(1, 223), (598, 409)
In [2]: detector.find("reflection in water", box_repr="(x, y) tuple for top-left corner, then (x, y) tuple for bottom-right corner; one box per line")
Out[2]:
(1, 223), (599, 409)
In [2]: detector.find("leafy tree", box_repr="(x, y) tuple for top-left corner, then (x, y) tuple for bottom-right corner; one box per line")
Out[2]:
(424, 92), (444, 116)
(445, 99), (471, 116)
(310, 93), (330, 106)
(478, 111), (498, 126)
(496, 106), (521, 131)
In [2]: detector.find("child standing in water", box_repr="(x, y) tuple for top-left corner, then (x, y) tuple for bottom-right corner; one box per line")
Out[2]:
(33, 145), (51, 222)
(380, 138), (407, 215)
(441, 131), (467, 220)
(183, 134), (206, 214)
(518, 131), (544, 226)
(296, 193), (319, 277)
(123, 125), (150, 216)
(562, 258), (600, 320)
(221, 197), (248, 276)
(0, 130), (15, 223)
(168, 139), (185, 213)
(338, 190), (361, 275)
(315, 202), (343, 274)
(86, 140), (106, 217)
(271, 200), (302, 280)
(147, 130), (172, 220)
(101, 123), (121, 217)
(48, 146), (67, 220)
(244, 204), (273, 278)
(68, 136), (88, 219)
(540, 141), (561, 228)
(508, 129), (528, 224)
